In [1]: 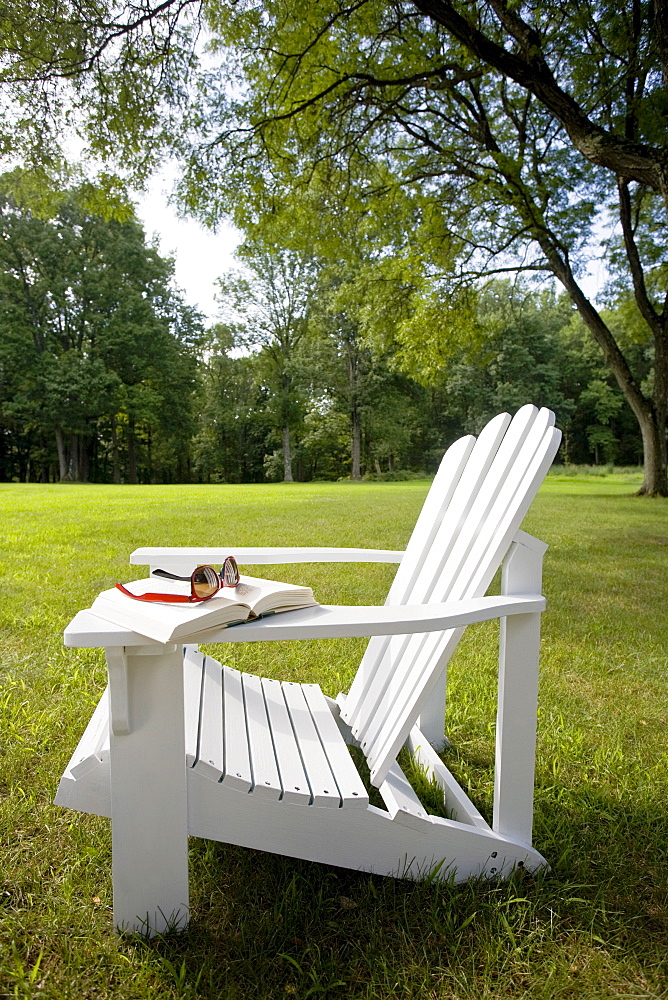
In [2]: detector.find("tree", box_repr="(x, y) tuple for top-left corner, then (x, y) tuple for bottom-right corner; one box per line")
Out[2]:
(192, 324), (273, 483)
(215, 238), (318, 482)
(0, 177), (202, 482)
(4, 1), (666, 489)
(177, 0), (668, 494)
(309, 264), (428, 480)
(434, 282), (572, 430)
(412, 0), (668, 198)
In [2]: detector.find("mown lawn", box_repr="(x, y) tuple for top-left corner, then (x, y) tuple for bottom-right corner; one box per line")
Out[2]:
(1, 476), (667, 999)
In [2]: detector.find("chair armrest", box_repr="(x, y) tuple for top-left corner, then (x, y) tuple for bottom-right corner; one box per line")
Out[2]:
(214, 593), (545, 642)
(64, 593), (544, 648)
(130, 546), (404, 569)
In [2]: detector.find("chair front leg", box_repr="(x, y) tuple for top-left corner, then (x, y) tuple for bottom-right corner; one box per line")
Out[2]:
(106, 643), (190, 935)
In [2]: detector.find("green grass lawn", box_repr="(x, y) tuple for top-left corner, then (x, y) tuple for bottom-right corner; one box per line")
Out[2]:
(1, 477), (667, 999)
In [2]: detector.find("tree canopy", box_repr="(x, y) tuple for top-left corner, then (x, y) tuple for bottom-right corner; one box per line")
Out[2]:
(1, 0), (667, 490)
(177, 0), (667, 492)
(0, 176), (203, 482)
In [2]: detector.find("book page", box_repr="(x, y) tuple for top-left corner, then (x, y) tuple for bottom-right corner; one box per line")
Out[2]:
(233, 575), (316, 616)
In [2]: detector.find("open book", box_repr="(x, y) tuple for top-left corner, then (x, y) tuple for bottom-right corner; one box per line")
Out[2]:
(90, 575), (317, 643)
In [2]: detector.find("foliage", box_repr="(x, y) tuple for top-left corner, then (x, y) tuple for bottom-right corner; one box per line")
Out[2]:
(1, 0), (667, 489)
(0, 175), (203, 483)
(175, 0), (668, 493)
(0, 0), (199, 179)
(192, 325), (272, 484)
(0, 251), (653, 482)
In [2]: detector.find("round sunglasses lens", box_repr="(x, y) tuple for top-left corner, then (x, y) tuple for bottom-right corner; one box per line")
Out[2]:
(222, 557), (240, 587)
(192, 566), (220, 599)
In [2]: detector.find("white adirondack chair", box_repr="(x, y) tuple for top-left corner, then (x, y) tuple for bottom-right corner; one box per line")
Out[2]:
(56, 404), (561, 936)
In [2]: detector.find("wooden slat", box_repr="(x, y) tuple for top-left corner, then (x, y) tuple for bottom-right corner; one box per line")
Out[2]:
(348, 409), (517, 741)
(367, 419), (561, 784)
(183, 647), (204, 768)
(194, 656), (224, 782)
(463, 415), (558, 599)
(70, 688), (110, 779)
(282, 682), (341, 808)
(221, 665), (252, 792)
(368, 425), (559, 779)
(261, 678), (311, 805)
(131, 546), (404, 570)
(301, 684), (369, 808)
(384, 432), (478, 605)
(378, 761), (431, 832)
(343, 430), (479, 728)
(361, 407), (547, 757)
(440, 407), (552, 601)
(406, 728), (490, 830)
(242, 673), (281, 800)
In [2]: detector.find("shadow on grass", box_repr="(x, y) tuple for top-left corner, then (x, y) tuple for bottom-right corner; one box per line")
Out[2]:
(128, 783), (668, 1000)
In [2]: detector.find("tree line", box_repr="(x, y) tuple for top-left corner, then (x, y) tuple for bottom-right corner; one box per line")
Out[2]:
(0, 179), (646, 484)
(0, 180), (201, 484)
(1, 1), (666, 490)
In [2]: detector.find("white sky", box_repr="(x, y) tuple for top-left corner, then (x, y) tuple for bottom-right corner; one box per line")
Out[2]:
(134, 170), (241, 325)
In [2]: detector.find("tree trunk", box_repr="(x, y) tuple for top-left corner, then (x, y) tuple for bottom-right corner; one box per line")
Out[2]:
(68, 434), (78, 481)
(111, 419), (121, 484)
(147, 427), (153, 483)
(78, 436), (90, 482)
(636, 408), (668, 496)
(282, 424), (294, 481)
(537, 233), (668, 495)
(55, 425), (70, 481)
(127, 416), (138, 484)
(351, 406), (362, 480)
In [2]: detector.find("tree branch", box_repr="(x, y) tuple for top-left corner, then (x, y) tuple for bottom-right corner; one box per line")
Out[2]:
(617, 179), (662, 335)
(411, 0), (667, 193)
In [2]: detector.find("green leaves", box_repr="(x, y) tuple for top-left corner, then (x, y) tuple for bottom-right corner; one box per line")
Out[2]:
(0, 175), (204, 482)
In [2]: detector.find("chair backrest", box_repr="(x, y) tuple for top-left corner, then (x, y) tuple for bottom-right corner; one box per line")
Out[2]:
(340, 404), (561, 786)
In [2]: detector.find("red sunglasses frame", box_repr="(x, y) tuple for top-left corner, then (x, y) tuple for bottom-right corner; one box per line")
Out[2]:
(116, 559), (240, 604)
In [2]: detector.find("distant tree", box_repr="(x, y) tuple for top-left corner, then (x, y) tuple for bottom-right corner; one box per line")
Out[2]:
(215, 237), (318, 482)
(192, 324), (272, 483)
(433, 282), (572, 430)
(0, 178), (202, 482)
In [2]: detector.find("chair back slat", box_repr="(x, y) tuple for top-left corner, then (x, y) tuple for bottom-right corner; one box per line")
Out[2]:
(341, 405), (561, 788)
(343, 412), (509, 733)
(367, 419), (561, 785)
(342, 430), (476, 721)
(351, 405), (545, 747)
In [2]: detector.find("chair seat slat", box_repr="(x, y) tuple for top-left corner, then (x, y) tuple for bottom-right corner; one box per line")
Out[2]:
(261, 678), (311, 805)
(194, 657), (224, 781)
(221, 665), (253, 792)
(282, 682), (341, 808)
(300, 684), (369, 808)
(183, 647), (204, 768)
(242, 672), (282, 800)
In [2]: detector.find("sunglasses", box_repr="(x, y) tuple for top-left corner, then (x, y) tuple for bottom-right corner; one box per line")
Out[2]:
(115, 558), (240, 604)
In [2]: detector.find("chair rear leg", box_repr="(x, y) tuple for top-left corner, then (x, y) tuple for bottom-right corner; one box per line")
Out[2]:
(416, 665), (448, 749)
(492, 533), (546, 846)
